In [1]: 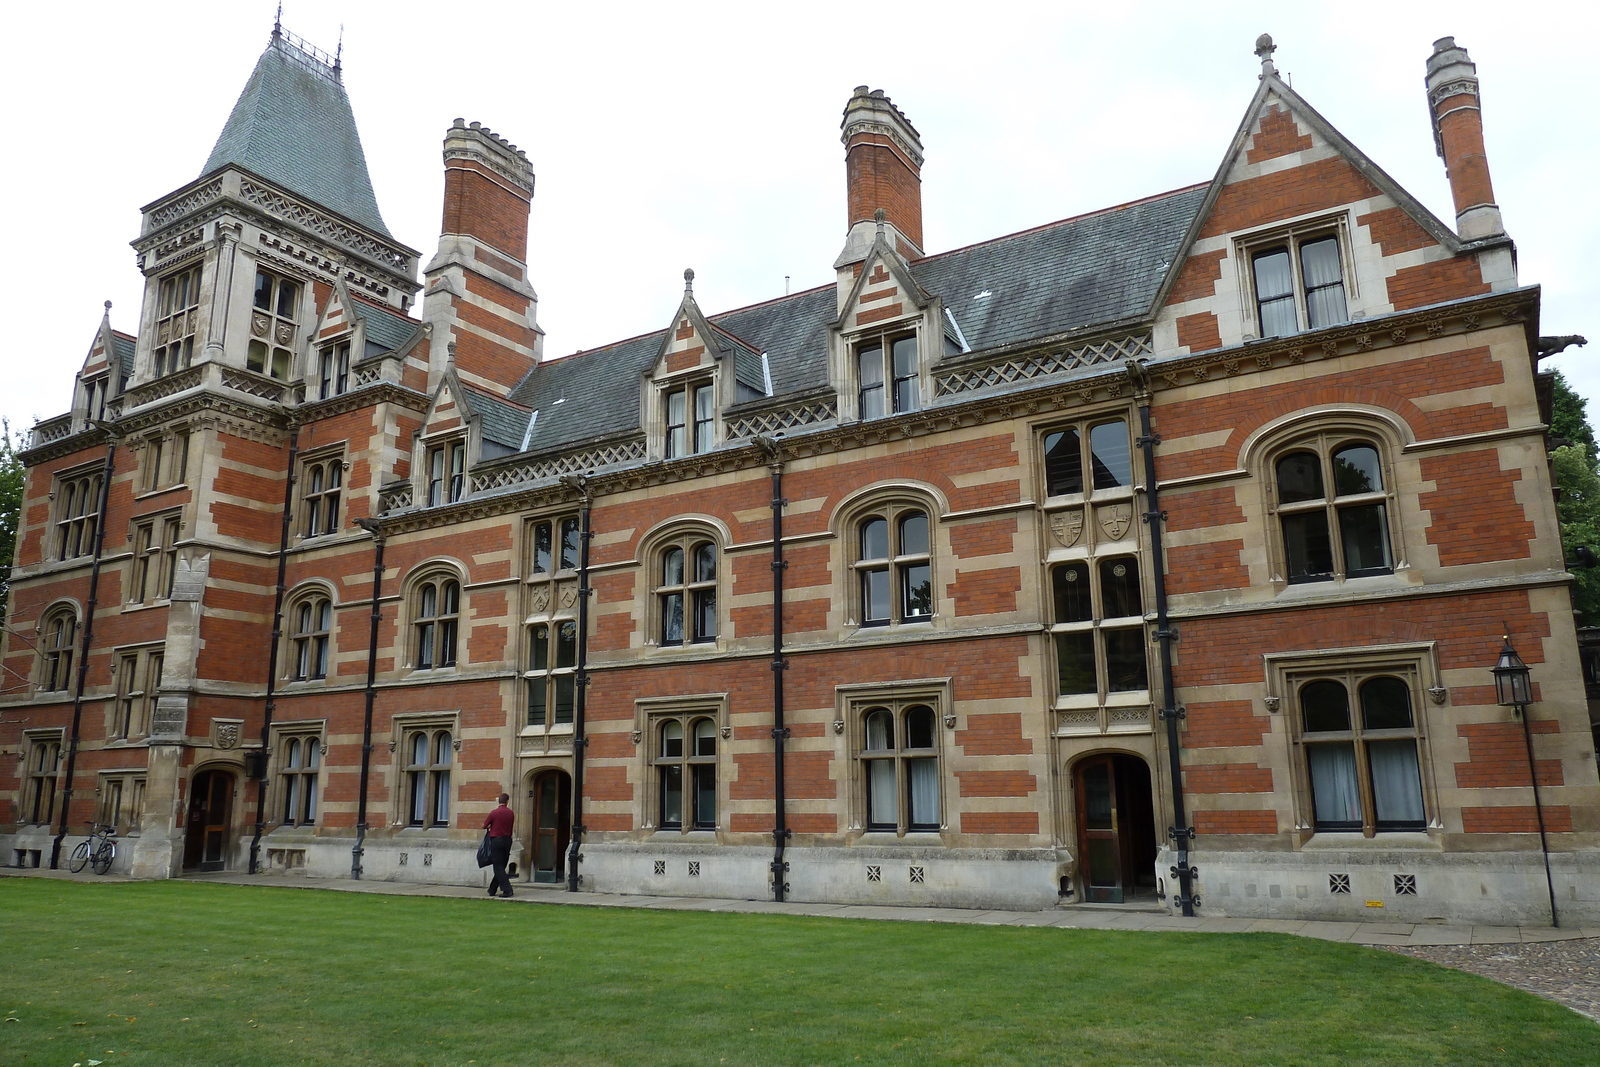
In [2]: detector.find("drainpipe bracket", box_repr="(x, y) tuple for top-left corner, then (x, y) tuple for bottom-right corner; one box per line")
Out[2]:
(771, 559), (789, 572)
(1168, 825), (1197, 841)
(771, 726), (792, 741)
(1157, 704), (1186, 721)
(1136, 432), (1162, 448)
(1141, 510), (1168, 525)
(771, 658), (789, 672)
(1170, 864), (1199, 880)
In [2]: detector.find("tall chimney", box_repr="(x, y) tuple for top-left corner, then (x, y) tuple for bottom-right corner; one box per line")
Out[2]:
(440, 119), (535, 260)
(1426, 37), (1504, 240)
(835, 87), (925, 269)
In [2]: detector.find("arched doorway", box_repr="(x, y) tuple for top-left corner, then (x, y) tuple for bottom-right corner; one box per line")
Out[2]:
(1074, 754), (1157, 903)
(527, 769), (571, 884)
(183, 768), (236, 872)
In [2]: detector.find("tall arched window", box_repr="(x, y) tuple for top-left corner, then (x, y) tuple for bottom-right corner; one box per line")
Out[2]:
(860, 702), (940, 832)
(39, 608), (77, 692)
(291, 596), (333, 681)
(657, 535), (718, 645)
(854, 506), (932, 626)
(653, 715), (717, 830)
(280, 735), (320, 827)
(1050, 556), (1147, 699)
(414, 576), (461, 670)
(302, 456), (343, 538)
(526, 620), (577, 729)
(1299, 673), (1424, 834)
(55, 470), (103, 560)
(24, 737), (62, 825)
(1273, 437), (1393, 583)
(405, 728), (453, 827)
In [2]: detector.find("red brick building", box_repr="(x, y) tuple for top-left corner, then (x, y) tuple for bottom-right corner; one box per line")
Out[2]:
(4, 27), (1596, 924)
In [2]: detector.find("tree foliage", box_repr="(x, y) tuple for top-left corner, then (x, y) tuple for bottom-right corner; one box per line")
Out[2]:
(1548, 372), (1600, 625)
(0, 419), (24, 616)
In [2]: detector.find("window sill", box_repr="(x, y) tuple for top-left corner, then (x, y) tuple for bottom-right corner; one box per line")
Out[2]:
(121, 600), (172, 614)
(520, 723), (575, 737)
(649, 829), (718, 842)
(1274, 572), (1410, 601)
(855, 831), (944, 845)
(1298, 831), (1441, 852)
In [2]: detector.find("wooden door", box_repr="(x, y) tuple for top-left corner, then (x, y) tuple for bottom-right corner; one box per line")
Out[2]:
(1075, 755), (1124, 903)
(183, 770), (234, 872)
(529, 771), (570, 884)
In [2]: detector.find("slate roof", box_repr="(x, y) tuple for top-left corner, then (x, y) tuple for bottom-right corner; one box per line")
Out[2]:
(202, 35), (391, 236)
(463, 386), (534, 451)
(505, 183), (1207, 458)
(112, 333), (136, 379)
(357, 300), (422, 353)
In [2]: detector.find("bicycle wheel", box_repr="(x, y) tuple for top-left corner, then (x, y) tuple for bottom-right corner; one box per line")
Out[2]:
(91, 841), (115, 875)
(69, 840), (91, 873)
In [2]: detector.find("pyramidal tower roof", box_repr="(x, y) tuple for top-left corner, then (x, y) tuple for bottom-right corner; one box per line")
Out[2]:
(201, 26), (390, 236)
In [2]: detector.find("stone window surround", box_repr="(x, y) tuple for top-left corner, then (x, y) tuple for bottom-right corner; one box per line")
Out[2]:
(1231, 210), (1359, 342)
(836, 677), (954, 839)
(632, 693), (730, 836)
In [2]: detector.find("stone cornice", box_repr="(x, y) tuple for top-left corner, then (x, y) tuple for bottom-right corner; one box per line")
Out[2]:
(296, 381), (430, 423)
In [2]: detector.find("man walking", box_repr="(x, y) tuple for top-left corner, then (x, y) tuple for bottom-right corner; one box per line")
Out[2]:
(484, 792), (515, 898)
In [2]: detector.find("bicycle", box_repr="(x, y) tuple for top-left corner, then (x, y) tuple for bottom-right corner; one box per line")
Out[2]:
(68, 823), (116, 875)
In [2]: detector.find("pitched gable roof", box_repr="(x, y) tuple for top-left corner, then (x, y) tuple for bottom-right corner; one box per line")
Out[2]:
(202, 33), (390, 236)
(462, 385), (534, 451)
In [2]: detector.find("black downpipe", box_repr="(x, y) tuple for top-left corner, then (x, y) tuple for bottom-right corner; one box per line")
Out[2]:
(1136, 396), (1198, 916)
(351, 519), (386, 879)
(760, 440), (790, 901)
(562, 476), (593, 892)
(1516, 702), (1561, 926)
(50, 436), (117, 869)
(249, 423), (299, 874)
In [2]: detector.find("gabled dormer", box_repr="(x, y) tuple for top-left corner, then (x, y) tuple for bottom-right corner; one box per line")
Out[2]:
(830, 227), (942, 424)
(412, 364), (533, 507)
(1151, 35), (1515, 359)
(70, 304), (133, 432)
(642, 271), (768, 460)
(304, 277), (426, 401)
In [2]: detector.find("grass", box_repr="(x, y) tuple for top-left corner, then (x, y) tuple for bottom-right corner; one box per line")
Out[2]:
(0, 880), (1595, 1066)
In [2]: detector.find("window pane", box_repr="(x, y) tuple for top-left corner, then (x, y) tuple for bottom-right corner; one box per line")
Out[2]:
(1089, 421), (1131, 490)
(287, 738), (301, 768)
(1333, 446), (1382, 496)
(277, 280), (298, 319)
(435, 733), (452, 765)
(1300, 237), (1347, 329)
(1339, 503), (1392, 575)
(661, 764), (683, 827)
(1043, 430), (1083, 497)
(694, 385), (715, 453)
(897, 512), (928, 557)
(1055, 631), (1097, 695)
(666, 391), (686, 458)
(891, 337), (917, 381)
(861, 569), (890, 623)
(1369, 740), (1425, 828)
(410, 772), (426, 824)
(1301, 680), (1351, 732)
(254, 271), (273, 310)
(692, 763), (717, 828)
(1305, 282), (1348, 331)
(530, 624), (549, 671)
(1254, 249), (1297, 336)
(1103, 628), (1149, 692)
(526, 677), (547, 726)
(534, 522), (552, 572)
(1307, 743), (1362, 828)
(1359, 677), (1413, 730)
(420, 583), (436, 617)
(905, 706), (935, 749)
(556, 621), (576, 668)
(1276, 452), (1324, 503)
(662, 546), (684, 586)
(554, 676), (575, 725)
(560, 518), (581, 570)
(858, 344), (885, 420)
(661, 720), (683, 758)
(693, 589), (717, 640)
(1098, 558), (1142, 619)
(411, 732), (427, 765)
(694, 542), (716, 582)
(907, 758), (938, 829)
(443, 581), (460, 615)
(661, 592), (684, 643)
(1052, 562), (1092, 623)
(433, 770), (450, 825)
(417, 623), (434, 669)
(901, 563), (931, 619)
(860, 518), (888, 561)
(867, 759), (896, 829)
(694, 719), (717, 756)
(1282, 512), (1334, 581)
(864, 710), (893, 751)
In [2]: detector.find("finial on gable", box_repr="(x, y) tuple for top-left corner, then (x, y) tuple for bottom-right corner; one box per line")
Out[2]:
(1255, 33), (1277, 79)
(103, 300), (113, 312)
(684, 267), (695, 294)
(447, 341), (457, 365)
(273, 2), (283, 40)
(874, 207), (887, 235)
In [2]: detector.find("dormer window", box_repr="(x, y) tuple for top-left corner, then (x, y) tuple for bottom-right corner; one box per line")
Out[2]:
(426, 440), (467, 506)
(858, 333), (918, 419)
(153, 266), (200, 378)
(318, 341), (351, 399)
(1245, 230), (1350, 339)
(665, 381), (714, 458)
(246, 269), (299, 380)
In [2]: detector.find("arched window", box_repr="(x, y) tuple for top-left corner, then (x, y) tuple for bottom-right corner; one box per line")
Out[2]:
(1042, 418), (1133, 498)
(1050, 556), (1147, 699)
(656, 534), (718, 645)
(1273, 437), (1393, 583)
(302, 456), (343, 538)
(1299, 673), (1424, 833)
(280, 735), (320, 827)
(860, 702), (940, 832)
(405, 728), (453, 827)
(24, 737), (62, 825)
(413, 576), (461, 670)
(55, 470), (103, 560)
(291, 596), (333, 681)
(854, 505), (932, 626)
(653, 715), (717, 830)
(39, 608), (77, 692)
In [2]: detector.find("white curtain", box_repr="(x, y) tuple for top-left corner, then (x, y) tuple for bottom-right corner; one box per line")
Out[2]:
(1369, 740), (1424, 826)
(907, 758), (938, 828)
(868, 761), (895, 826)
(1307, 743), (1361, 826)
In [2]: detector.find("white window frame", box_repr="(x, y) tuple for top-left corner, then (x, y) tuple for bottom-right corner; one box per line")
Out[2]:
(1234, 213), (1358, 341)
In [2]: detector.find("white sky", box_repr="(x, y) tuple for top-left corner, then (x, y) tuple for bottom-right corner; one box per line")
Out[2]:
(2, 0), (1595, 435)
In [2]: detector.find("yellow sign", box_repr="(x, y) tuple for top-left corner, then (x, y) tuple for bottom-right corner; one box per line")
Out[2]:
(1365, 900), (1384, 908)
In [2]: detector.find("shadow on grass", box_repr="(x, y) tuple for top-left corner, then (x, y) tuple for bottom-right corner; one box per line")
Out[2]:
(2, 879), (1595, 1066)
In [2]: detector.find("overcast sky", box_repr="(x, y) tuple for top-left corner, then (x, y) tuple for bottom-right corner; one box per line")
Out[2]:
(3, 0), (1595, 436)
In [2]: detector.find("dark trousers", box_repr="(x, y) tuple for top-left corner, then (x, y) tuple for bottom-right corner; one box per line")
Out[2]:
(487, 835), (513, 895)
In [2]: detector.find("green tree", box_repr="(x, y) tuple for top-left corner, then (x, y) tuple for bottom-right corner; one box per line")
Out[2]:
(1549, 373), (1600, 625)
(0, 419), (23, 616)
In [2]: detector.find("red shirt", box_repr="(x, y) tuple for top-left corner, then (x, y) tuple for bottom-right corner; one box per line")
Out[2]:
(484, 804), (514, 837)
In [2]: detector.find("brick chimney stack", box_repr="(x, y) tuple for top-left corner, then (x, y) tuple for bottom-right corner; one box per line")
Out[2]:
(835, 87), (925, 270)
(1425, 38), (1504, 240)
(423, 119), (543, 393)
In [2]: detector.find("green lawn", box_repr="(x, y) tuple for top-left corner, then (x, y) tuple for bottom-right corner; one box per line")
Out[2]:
(1, 880), (1594, 1066)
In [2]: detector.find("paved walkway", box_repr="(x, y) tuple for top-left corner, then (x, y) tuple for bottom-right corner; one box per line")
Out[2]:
(8, 867), (1598, 1019)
